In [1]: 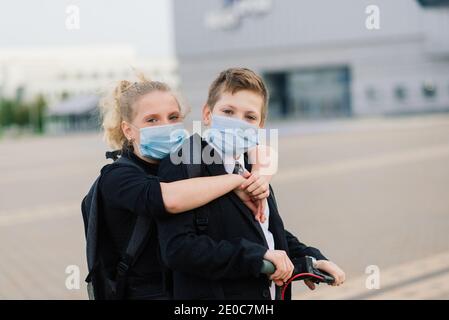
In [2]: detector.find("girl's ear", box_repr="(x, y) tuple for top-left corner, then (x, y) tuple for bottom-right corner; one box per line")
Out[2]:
(121, 121), (134, 142)
(202, 104), (212, 126)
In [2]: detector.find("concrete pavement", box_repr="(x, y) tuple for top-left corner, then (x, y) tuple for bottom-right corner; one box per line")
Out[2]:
(1, 114), (448, 299)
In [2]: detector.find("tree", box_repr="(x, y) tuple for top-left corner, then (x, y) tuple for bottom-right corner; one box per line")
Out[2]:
(31, 94), (47, 134)
(0, 98), (15, 128)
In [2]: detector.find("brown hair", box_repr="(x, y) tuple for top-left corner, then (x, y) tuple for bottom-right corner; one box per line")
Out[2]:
(206, 68), (269, 125)
(100, 73), (183, 150)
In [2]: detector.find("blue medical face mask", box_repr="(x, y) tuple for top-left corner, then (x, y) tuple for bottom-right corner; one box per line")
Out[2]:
(205, 115), (259, 158)
(131, 122), (188, 160)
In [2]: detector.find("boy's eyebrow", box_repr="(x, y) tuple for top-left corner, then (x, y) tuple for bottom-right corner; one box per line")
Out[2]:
(220, 104), (260, 114)
(219, 104), (236, 109)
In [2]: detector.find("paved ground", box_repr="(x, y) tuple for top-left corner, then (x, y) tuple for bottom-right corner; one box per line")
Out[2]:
(1, 114), (448, 299)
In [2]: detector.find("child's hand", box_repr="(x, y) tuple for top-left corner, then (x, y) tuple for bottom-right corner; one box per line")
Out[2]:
(240, 171), (270, 201)
(233, 171), (266, 223)
(255, 200), (267, 223)
(233, 188), (258, 216)
(264, 249), (295, 286)
(315, 260), (346, 286)
(233, 188), (267, 223)
(233, 171), (267, 223)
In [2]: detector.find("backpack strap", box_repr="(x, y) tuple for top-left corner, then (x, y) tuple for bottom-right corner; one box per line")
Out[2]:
(182, 134), (210, 235)
(181, 133), (203, 177)
(114, 214), (153, 299)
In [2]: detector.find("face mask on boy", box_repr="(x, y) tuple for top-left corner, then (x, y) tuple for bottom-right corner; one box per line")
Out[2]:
(205, 115), (259, 158)
(131, 122), (188, 160)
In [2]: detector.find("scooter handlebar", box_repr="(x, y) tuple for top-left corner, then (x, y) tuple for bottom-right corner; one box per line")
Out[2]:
(260, 256), (335, 284)
(260, 259), (276, 274)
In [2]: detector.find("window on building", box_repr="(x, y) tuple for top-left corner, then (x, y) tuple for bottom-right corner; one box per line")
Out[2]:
(264, 72), (288, 119)
(394, 86), (407, 102)
(61, 91), (70, 100)
(416, 0), (449, 7)
(422, 81), (437, 99)
(16, 86), (25, 102)
(365, 87), (378, 102)
(265, 66), (351, 119)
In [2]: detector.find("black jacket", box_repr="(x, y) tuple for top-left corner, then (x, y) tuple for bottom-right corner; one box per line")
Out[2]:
(155, 138), (327, 300)
(98, 150), (171, 299)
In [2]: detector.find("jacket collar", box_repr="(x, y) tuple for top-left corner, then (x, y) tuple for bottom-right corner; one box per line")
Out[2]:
(203, 144), (269, 247)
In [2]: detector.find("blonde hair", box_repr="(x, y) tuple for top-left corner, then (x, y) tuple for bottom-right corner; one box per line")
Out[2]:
(100, 73), (183, 150)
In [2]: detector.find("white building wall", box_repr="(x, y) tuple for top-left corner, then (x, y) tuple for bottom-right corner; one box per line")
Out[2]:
(0, 45), (179, 105)
(173, 0), (449, 119)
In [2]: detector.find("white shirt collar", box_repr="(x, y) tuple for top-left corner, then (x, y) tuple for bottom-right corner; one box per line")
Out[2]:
(223, 153), (244, 175)
(209, 143), (244, 175)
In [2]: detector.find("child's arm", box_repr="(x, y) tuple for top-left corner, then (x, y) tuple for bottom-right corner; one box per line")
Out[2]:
(238, 145), (278, 223)
(160, 173), (246, 214)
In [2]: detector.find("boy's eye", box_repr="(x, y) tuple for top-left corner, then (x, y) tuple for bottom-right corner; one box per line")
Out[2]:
(147, 118), (157, 123)
(169, 114), (180, 121)
(246, 115), (257, 121)
(223, 109), (233, 115)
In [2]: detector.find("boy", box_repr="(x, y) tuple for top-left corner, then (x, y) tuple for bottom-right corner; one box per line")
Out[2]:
(155, 68), (345, 300)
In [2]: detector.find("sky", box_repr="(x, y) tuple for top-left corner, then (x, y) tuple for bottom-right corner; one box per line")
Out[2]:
(0, 0), (174, 58)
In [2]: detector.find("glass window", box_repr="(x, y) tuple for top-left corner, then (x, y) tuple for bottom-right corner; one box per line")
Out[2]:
(265, 67), (351, 119)
(394, 86), (407, 102)
(422, 81), (437, 99)
(365, 87), (378, 102)
(264, 72), (288, 119)
(416, 0), (449, 7)
(288, 67), (351, 118)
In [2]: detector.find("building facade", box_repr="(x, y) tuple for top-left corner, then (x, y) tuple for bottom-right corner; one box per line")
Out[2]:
(0, 45), (178, 106)
(173, 0), (449, 120)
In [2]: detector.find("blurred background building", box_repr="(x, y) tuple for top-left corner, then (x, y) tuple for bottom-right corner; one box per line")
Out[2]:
(173, 0), (449, 120)
(0, 45), (179, 104)
(0, 45), (178, 133)
(2, 0), (449, 135)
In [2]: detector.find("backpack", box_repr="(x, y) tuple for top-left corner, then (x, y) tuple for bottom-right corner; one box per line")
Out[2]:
(81, 152), (153, 300)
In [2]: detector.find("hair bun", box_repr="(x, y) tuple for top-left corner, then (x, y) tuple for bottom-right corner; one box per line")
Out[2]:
(119, 80), (133, 93)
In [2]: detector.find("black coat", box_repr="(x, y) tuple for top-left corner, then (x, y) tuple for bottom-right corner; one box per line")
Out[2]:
(156, 138), (327, 300)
